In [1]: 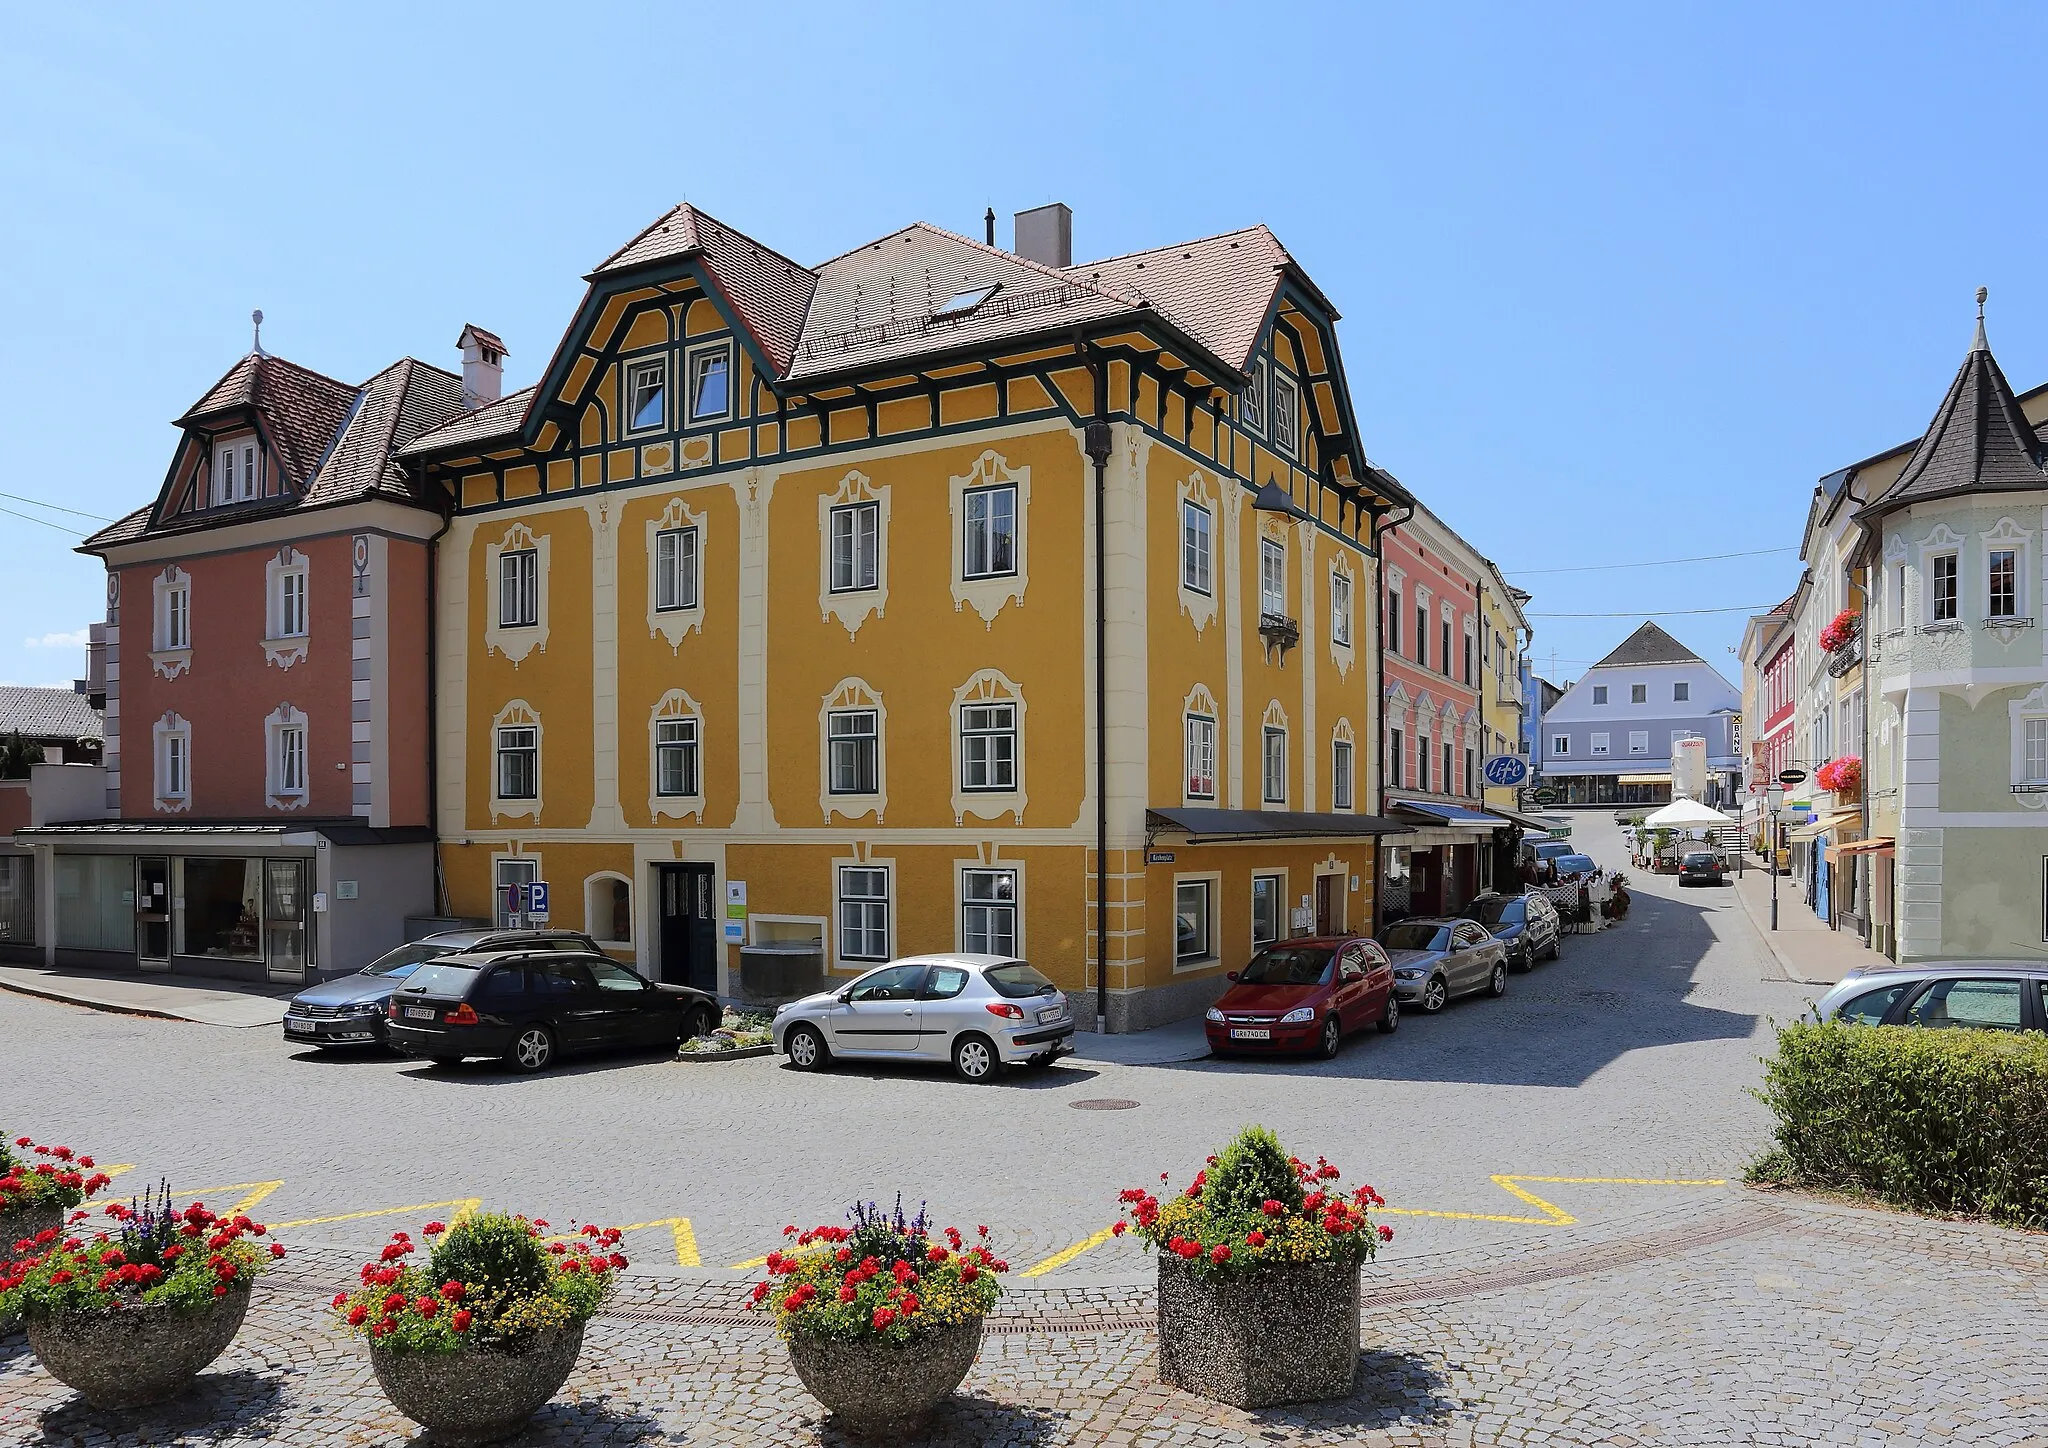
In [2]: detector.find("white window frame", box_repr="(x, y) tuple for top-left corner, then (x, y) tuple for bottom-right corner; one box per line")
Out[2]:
(1389, 725), (1406, 790)
(1262, 726), (1288, 804)
(153, 713), (192, 813)
(1185, 714), (1218, 801)
(499, 548), (539, 628)
(278, 566), (306, 638)
(835, 864), (893, 966)
(1331, 570), (1352, 647)
(485, 524), (550, 665)
(960, 867), (1019, 957)
(958, 700), (1018, 794)
(496, 724), (539, 801)
(1241, 357), (1268, 436)
(648, 689), (705, 822)
(654, 525), (700, 613)
(212, 435), (260, 506)
(1591, 732), (1611, 756)
(1929, 549), (1960, 624)
(962, 482), (1019, 581)
(1269, 365), (1299, 458)
(1386, 583), (1403, 653)
(2009, 685), (2048, 805)
(1887, 552), (1908, 633)
(1182, 500), (1213, 596)
(1988, 546), (2020, 619)
(829, 501), (880, 594)
(278, 724), (305, 795)
(1332, 737), (1354, 810)
(624, 357), (668, 435)
(1551, 734), (1570, 757)
(1629, 730), (1650, 756)
(1259, 536), (1286, 618)
(827, 708), (880, 796)
(684, 339), (734, 425)
(654, 716), (699, 798)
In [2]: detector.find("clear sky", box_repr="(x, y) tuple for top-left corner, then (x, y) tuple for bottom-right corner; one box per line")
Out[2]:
(4, 2), (2043, 693)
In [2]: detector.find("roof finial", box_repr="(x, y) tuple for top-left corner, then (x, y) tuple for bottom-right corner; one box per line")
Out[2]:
(1973, 287), (1988, 352)
(252, 308), (266, 356)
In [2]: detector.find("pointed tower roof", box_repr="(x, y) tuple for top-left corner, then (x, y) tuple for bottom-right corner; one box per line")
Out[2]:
(1589, 622), (1702, 669)
(1864, 289), (2047, 520)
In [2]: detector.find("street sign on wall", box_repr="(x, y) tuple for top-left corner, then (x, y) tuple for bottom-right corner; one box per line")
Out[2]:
(1482, 754), (1529, 787)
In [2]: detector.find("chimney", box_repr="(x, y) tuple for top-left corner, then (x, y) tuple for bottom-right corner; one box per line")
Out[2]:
(1013, 203), (1072, 268)
(456, 323), (508, 409)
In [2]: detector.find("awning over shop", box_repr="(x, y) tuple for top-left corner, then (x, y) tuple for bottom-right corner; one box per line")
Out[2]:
(1834, 837), (1894, 857)
(1145, 808), (1412, 843)
(1787, 809), (1860, 843)
(1617, 773), (1668, 786)
(1484, 805), (1553, 831)
(1387, 799), (1501, 830)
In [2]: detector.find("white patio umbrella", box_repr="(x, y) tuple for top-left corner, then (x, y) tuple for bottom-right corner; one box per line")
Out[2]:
(1642, 798), (1735, 829)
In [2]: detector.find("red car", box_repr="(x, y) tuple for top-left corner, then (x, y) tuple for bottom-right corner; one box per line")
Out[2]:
(1204, 936), (1399, 1059)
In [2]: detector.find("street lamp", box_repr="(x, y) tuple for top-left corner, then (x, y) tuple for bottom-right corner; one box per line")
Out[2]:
(1765, 782), (1785, 931)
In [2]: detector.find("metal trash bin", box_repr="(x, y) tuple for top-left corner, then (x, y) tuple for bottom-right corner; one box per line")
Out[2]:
(737, 942), (825, 1006)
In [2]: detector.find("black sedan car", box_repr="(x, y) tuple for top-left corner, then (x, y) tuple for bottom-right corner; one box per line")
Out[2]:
(281, 929), (602, 1050)
(384, 951), (721, 1072)
(1678, 851), (1727, 886)
(1461, 890), (1562, 971)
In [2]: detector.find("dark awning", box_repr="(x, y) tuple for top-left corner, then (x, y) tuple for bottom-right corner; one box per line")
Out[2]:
(1484, 805), (1553, 831)
(1387, 799), (1501, 830)
(1146, 807), (1412, 843)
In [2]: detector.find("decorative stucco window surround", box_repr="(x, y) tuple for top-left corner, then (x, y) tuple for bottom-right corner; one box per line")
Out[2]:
(950, 451), (1028, 627)
(1183, 684), (1221, 803)
(150, 565), (192, 679)
(262, 546), (310, 669)
(1916, 522), (1964, 630)
(1331, 717), (1356, 811)
(1882, 533), (1910, 635)
(955, 851), (1027, 958)
(645, 497), (708, 651)
(818, 469), (890, 637)
(2010, 684), (2048, 810)
(151, 712), (191, 814)
(1979, 516), (2035, 640)
(1328, 553), (1356, 673)
(820, 677), (886, 823)
(1176, 472), (1220, 634)
(490, 699), (543, 823)
(263, 702), (310, 811)
(1261, 700), (1290, 807)
(484, 523), (550, 665)
(1385, 566), (1406, 653)
(950, 669), (1026, 826)
(648, 688), (706, 823)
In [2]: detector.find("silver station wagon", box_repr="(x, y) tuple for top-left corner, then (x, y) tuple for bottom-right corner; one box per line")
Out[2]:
(772, 954), (1075, 1082)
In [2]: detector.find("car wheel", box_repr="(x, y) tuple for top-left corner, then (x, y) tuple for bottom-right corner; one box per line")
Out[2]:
(1544, 936), (1561, 962)
(953, 1033), (1001, 1083)
(1488, 962), (1509, 998)
(1377, 995), (1399, 1034)
(1316, 1014), (1343, 1060)
(506, 1025), (555, 1074)
(1421, 975), (1449, 1014)
(785, 1024), (829, 1071)
(1511, 942), (1533, 973)
(683, 1003), (719, 1043)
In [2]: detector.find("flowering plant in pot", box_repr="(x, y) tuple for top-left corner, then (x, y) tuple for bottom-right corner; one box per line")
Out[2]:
(750, 1197), (1007, 1436)
(1815, 755), (1862, 798)
(331, 1212), (625, 1446)
(1, 1134), (113, 1330)
(1116, 1125), (1392, 1408)
(1819, 609), (1859, 653)
(0, 1183), (285, 1408)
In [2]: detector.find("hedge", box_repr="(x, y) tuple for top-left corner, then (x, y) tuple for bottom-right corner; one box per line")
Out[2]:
(1751, 1021), (2048, 1228)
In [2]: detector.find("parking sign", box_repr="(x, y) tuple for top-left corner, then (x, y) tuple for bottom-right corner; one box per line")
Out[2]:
(527, 881), (550, 921)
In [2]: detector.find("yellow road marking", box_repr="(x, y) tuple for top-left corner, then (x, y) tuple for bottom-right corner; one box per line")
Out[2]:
(729, 1254), (770, 1271)
(1021, 1224), (1120, 1278)
(1379, 1174), (1729, 1227)
(180, 1182), (287, 1217)
(600, 1217), (701, 1268)
(270, 1199), (481, 1231)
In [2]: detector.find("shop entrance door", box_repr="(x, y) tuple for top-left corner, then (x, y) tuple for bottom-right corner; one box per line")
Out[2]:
(655, 864), (718, 992)
(1314, 874), (1340, 935)
(1411, 849), (1442, 916)
(136, 857), (170, 970)
(264, 860), (309, 983)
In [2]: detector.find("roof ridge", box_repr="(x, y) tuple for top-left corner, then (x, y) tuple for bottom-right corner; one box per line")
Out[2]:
(813, 222), (1139, 311)
(590, 202), (700, 273)
(1073, 223), (1279, 269)
(687, 205), (817, 279)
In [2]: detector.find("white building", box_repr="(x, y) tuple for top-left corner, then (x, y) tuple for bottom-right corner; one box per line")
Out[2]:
(1537, 623), (1743, 805)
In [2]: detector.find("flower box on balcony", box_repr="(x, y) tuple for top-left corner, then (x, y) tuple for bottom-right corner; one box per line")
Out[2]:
(1819, 609), (1860, 654)
(1815, 756), (1862, 801)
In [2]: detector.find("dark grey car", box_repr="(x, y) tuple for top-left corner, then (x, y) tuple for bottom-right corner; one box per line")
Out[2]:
(281, 929), (602, 1049)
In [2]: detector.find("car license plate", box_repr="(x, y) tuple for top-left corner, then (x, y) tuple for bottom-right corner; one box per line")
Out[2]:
(1230, 1028), (1271, 1041)
(284, 1019), (316, 1035)
(1037, 1006), (1066, 1025)
(403, 1007), (435, 1021)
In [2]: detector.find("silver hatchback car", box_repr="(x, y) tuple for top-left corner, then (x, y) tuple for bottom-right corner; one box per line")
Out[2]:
(1809, 963), (2048, 1032)
(773, 954), (1075, 1082)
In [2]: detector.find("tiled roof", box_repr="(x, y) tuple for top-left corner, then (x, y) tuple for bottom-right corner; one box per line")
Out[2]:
(177, 353), (361, 487)
(301, 359), (465, 508)
(593, 204), (818, 375)
(1072, 225), (1289, 372)
(398, 384), (536, 459)
(1865, 314), (2048, 518)
(1589, 622), (1703, 669)
(0, 687), (102, 743)
(82, 505), (154, 549)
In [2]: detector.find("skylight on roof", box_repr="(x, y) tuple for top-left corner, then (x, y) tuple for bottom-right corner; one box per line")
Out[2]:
(932, 283), (999, 320)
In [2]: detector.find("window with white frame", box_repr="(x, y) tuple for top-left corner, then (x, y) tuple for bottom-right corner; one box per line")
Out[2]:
(1259, 537), (1286, 618)
(277, 566), (306, 638)
(654, 526), (699, 613)
(1386, 586), (1402, 652)
(1182, 501), (1213, 595)
(1251, 873), (1282, 947)
(1591, 732), (1611, 756)
(158, 725), (189, 802)
(1332, 738), (1354, 809)
(961, 869), (1017, 955)
(161, 578), (190, 650)
(962, 484), (1018, 579)
(213, 436), (259, 505)
(959, 701), (1016, 792)
(2024, 717), (2048, 788)
(837, 866), (891, 962)
(625, 358), (667, 433)
(1889, 560), (1907, 631)
(499, 549), (538, 628)
(1331, 571), (1352, 646)
(829, 502), (879, 593)
(1389, 726), (1405, 788)
(1417, 731), (1432, 790)
(1185, 714), (1217, 799)
(1176, 879), (1213, 962)
(1444, 741), (1454, 795)
(1989, 548), (2019, 618)
(1270, 367), (1299, 457)
(1241, 358), (1268, 435)
(655, 717), (699, 797)
(1930, 551), (1959, 622)
(1262, 726), (1287, 803)
(1629, 730), (1649, 755)
(827, 709), (879, 795)
(496, 725), (538, 799)
(276, 721), (306, 797)
(685, 340), (732, 424)
(1551, 734), (1570, 756)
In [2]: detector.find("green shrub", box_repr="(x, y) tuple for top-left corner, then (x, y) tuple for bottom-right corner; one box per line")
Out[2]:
(1752, 1021), (2048, 1228)
(428, 1212), (553, 1301)
(1201, 1125), (1305, 1218)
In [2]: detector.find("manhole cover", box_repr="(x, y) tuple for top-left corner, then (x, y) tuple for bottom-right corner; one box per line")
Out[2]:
(1070, 1098), (1140, 1111)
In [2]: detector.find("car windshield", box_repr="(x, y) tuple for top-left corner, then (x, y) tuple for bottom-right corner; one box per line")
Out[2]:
(360, 941), (456, 979)
(1534, 842), (1574, 858)
(403, 964), (482, 998)
(1464, 898), (1525, 926)
(1381, 922), (1451, 952)
(1555, 856), (1596, 875)
(984, 962), (1058, 999)
(1236, 946), (1335, 986)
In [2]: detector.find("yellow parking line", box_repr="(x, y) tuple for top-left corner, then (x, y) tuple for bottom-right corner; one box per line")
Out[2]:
(729, 1254), (770, 1271)
(613, 1217), (702, 1268)
(181, 1181), (287, 1217)
(270, 1198), (481, 1231)
(1380, 1174), (1729, 1228)
(1021, 1224), (1121, 1278)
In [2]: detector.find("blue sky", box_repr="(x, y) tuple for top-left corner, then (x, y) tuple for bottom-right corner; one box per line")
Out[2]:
(3, 2), (2042, 692)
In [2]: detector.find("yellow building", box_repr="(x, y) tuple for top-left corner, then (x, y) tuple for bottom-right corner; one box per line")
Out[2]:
(1479, 564), (1532, 812)
(399, 203), (1413, 1031)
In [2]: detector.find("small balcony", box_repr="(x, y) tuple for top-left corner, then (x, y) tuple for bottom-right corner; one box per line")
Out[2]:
(1257, 612), (1300, 659)
(1825, 635), (1862, 678)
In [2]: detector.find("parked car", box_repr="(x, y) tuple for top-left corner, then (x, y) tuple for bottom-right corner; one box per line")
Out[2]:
(1204, 937), (1398, 1059)
(1528, 839), (1578, 866)
(1809, 964), (2048, 1033)
(281, 928), (603, 1050)
(1678, 851), (1726, 887)
(773, 955), (1073, 1082)
(384, 950), (721, 1072)
(1378, 917), (1509, 1013)
(1461, 891), (1562, 971)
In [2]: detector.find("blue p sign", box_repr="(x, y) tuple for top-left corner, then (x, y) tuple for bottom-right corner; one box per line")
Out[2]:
(527, 881), (550, 920)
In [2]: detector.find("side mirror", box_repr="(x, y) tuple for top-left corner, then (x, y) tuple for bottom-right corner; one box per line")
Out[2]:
(836, 990), (853, 1005)
(1225, 971), (1239, 982)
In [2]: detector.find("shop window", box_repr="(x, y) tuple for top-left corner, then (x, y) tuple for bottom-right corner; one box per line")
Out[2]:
(1251, 873), (1282, 948)
(54, 855), (131, 952)
(177, 857), (264, 961)
(961, 868), (1017, 956)
(0, 855), (35, 947)
(1175, 879), (1213, 963)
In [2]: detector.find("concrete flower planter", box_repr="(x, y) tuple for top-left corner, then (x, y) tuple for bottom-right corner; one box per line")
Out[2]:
(24, 1280), (252, 1408)
(368, 1320), (584, 1445)
(1, 1201), (63, 1334)
(786, 1315), (985, 1436)
(1156, 1254), (1361, 1408)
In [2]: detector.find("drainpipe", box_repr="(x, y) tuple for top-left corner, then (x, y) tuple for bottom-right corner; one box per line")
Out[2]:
(1084, 354), (1113, 1035)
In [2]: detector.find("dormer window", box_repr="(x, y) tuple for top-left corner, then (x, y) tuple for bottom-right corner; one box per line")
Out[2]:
(625, 359), (667, 433)
(213, 436), (259, 505)
(932, 284), (999, 320)
(1270, 367), (1299, 458)
(1242, 357), (1268, 436)
(686, 341), (732, 424)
